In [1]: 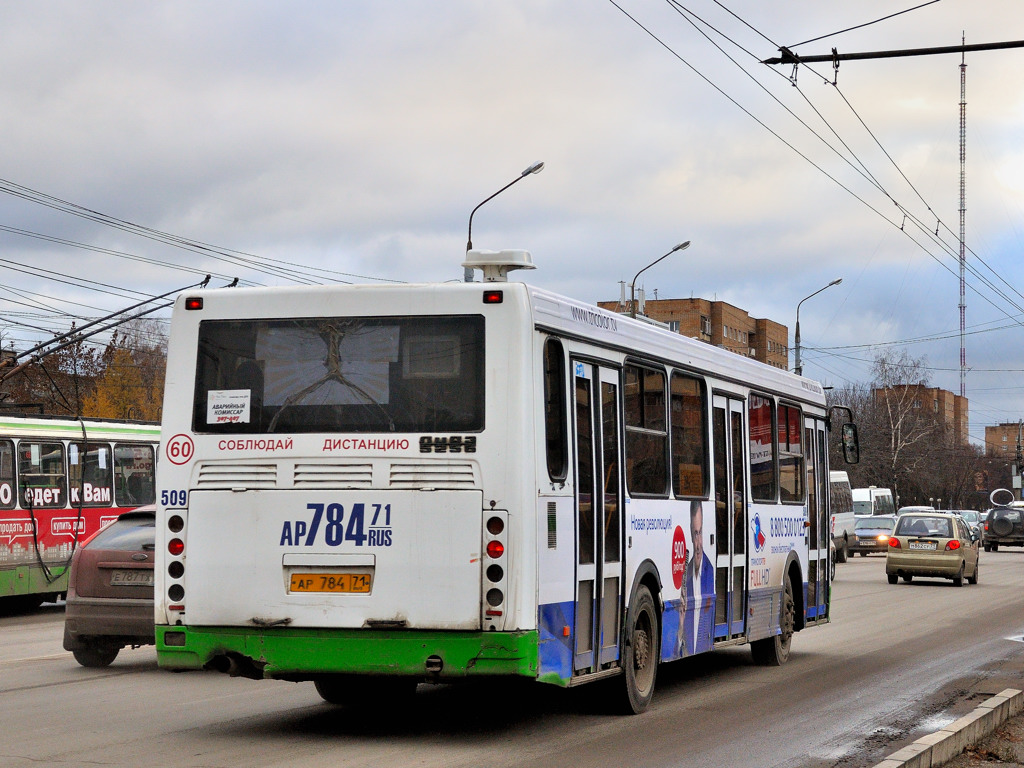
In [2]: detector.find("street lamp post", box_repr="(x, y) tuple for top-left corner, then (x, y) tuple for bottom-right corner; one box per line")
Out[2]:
(630, 241), (691, 318)
(464, 161), (544, 282)
(794, 278), (842, 376)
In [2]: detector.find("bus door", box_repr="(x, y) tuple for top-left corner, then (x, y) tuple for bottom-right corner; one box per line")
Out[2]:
(571, 360), (623, 673)
(805, 417), (829, 619)
(712, 395), (747, 640)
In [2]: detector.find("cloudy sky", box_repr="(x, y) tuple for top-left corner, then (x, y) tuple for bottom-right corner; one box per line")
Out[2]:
(1, 1), (1023, 442)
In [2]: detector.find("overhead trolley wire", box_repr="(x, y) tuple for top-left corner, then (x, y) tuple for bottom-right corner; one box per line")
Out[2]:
(784, 52), (1024, 311)
(786, 1), (944, 49)
(0, 224), (248, 286)
(0, 178), (401, 286)
(616, 1), (1024, 330)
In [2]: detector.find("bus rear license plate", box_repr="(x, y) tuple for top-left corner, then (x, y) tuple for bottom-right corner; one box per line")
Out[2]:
(908, 541), (937, 550)
(289, 573), (372, 593)
(110, 570), (154, 586)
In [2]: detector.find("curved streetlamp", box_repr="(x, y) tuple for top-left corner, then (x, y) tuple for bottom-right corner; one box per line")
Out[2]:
(464, 161), (545, 282)
(630, 241), (691, 318)
(794, 278), (842, 376)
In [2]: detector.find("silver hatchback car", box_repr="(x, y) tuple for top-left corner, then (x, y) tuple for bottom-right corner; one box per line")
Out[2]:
(885, 512), (980, 587)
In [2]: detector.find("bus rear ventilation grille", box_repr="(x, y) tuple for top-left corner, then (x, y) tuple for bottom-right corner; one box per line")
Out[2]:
(294, 462), (373, 489)
(388, 461), (478, 489)
(195, 463), (278, 488)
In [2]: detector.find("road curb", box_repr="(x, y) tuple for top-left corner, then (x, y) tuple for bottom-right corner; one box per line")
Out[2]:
(869, 688), (1024, 768)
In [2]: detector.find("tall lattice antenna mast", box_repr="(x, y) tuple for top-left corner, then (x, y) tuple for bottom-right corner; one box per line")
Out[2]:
(959, 34), (967, 398)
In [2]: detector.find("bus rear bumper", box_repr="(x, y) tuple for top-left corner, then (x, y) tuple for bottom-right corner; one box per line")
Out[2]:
(156, 625), (539, 681)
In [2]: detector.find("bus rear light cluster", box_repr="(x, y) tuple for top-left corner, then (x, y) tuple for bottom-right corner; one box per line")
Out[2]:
(481, 512), (508, 624)
(166, 515), (187, 608)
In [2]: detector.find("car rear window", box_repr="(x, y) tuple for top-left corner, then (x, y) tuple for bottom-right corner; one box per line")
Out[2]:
(87, 515), (155, 551)
(895, 516), (952, 538)
(855, 516), (894, 531)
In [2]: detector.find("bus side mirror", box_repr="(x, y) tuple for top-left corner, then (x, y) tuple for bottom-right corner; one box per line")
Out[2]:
(841, 422), (859, 465)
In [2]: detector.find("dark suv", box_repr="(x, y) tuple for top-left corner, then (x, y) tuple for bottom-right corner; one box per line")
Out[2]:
(983, 502), (1024, 552)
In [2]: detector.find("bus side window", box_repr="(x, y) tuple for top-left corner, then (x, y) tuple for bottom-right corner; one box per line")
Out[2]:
(624, 364), (668, 497)
(670, 371), (707, 497)
(0, 439), (15, 510)
(543, 338), (567, 483)
(749, 393), (776, 501)
(778, 404), (805, 502)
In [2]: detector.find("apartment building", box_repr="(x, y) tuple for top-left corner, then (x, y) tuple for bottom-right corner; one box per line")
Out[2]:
(596, 296), (790, 370)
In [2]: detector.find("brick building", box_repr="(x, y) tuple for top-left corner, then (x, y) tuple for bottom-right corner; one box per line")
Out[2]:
(872, 385), (969, 445)
(985, 422), (1023, 457)
(596, 296), (790, 370)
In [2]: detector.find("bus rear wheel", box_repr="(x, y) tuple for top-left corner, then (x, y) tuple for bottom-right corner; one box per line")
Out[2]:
(619, 584), (659, 714)
(751, 578), (794, 666)
(314, 675), (417, 707)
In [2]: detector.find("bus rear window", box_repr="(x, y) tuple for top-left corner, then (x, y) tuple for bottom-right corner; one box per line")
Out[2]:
(192, 315), (485, 434)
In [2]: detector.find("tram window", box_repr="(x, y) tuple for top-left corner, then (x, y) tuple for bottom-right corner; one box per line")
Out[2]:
(18, 442), (67, 509)
(670, 372), (707, 497)
(749, 394), (776, 501)
(543, 338), (568, 483)
(69, 442), (113, 507)
(0, 440), (15, 510)
(624, 364), (668, 496)
(114, 444), (156, 506)
(778, 404), (805, 502)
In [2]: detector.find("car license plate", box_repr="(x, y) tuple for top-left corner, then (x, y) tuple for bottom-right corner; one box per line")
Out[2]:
(289, 573), (371, 593)
(110, 569), (154, 586)
(908, 541), (937, 551)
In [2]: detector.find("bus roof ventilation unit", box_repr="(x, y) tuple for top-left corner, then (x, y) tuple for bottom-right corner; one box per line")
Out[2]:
(462, 249), (535, 283)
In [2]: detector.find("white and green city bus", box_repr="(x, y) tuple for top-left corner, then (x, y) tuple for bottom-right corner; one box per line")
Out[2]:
(154, 249), (857, 713)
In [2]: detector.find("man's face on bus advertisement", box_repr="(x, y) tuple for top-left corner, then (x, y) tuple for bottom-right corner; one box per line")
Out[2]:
(691, 502), (703, 567)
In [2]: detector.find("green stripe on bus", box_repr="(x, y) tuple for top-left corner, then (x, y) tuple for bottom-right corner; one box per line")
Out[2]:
(0, 564), (69, 599)
(0, 421), (160, 438)
(156, 625), (539, 679)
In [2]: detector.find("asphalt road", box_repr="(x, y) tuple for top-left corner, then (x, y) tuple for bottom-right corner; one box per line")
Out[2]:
(2, 549), (1022, 768)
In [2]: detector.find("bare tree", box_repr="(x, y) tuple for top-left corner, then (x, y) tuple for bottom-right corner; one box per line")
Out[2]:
(0, 331), (101, 415)
(869, 349), (938, 506)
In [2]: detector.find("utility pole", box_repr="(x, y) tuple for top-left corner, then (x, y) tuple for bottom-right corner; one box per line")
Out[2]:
(1016, 421), (1023, 501)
